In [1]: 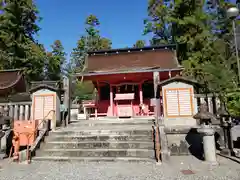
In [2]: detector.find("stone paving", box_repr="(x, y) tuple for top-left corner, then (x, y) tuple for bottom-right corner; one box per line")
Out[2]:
(0, 156), (239, 180)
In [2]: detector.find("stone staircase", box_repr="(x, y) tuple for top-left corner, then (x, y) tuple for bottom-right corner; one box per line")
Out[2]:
(33, 117), (156, 162)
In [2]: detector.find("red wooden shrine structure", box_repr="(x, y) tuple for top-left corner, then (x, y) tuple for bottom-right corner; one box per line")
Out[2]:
(77, 45), (183, 118)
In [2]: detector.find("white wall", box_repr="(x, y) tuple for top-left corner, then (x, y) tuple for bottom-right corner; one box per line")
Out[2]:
(162, 81), (197, 127)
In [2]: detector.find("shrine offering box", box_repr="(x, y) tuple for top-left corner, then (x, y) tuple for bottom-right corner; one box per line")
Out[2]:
(13, 120), (39, 146)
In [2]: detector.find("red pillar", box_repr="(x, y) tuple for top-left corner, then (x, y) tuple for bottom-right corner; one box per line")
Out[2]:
(110, 85), (114, 116)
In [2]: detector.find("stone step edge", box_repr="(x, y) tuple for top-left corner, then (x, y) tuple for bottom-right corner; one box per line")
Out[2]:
(42, 148), (154, 152)
(68, 124), (153, 127)
(71, 119), (153, 122)
(33, 156), (155, 162)
(48, 134), (152, 138)
(46, 141), (153, 144)
(70, 121), (153, 124)
(51, 129), (152, 133)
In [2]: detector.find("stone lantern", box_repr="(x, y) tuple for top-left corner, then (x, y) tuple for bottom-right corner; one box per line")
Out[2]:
(193, 103), (218, 165)
(217, 103), (235, 156)
(0, 109), (13, 159)
(194, 103), (216, 126)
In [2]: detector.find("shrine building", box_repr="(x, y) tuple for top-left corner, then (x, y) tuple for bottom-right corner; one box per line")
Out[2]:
(76, 45), (198, 123)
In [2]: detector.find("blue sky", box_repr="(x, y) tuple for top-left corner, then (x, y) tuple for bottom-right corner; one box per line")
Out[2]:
(36, 0), (151, 58)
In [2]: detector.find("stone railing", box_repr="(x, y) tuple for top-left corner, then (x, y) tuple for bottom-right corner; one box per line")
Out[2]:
(0, 101), (32, 121)
(194, 94), (220, 115)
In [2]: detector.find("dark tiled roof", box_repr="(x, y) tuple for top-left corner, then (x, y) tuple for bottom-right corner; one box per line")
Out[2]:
(86, 46), (180, 73)
(0, 69), (26, 95)
(29, 81), (64, 93)
(158, 75), (200, 87)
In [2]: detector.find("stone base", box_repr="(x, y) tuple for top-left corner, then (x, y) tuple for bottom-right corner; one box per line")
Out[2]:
(220, 148), (231, 156)
(0, 153), (7, 160)
(77, 114), (86, 120)
(220, 148), (235, 156)
(161, 151), (170, 162)
(203, 160), (219, 166)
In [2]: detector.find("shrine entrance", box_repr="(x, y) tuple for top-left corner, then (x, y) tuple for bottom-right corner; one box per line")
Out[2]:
(113, 84), (138, 118)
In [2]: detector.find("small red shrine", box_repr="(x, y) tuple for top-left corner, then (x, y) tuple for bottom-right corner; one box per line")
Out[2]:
(77, 45), (183, 118)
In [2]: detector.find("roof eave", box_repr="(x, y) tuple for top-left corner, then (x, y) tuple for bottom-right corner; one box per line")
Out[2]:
(87, 44), (177, 56)
(74, 67), (183, 77)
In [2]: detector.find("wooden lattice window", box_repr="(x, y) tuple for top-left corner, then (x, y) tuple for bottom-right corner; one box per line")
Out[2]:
(164, 88), (194, 118)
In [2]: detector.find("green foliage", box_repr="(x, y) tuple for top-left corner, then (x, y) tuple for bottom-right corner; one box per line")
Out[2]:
(133, 40), (146, 48)
(74, 80), (95, 101)
(0, 0), (45, 81)
(71, 14), (112, 72)
(226, 91), (240, 116)
(46, 40), (66, 81)
(145, 0), (240, 114)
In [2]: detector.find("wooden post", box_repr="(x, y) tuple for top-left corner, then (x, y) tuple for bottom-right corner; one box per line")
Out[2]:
(110, 85), (114, 116)
(139, 83), (143, 104)
(153, 72), (160, 122)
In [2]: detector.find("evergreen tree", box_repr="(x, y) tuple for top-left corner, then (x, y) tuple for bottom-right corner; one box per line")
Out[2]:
(0, 0), (45, 81)
(71, 15), (112, 72)
(133, 40), (146, 48)
(46, 40), (66, 81)
(144, 0), (239, 114)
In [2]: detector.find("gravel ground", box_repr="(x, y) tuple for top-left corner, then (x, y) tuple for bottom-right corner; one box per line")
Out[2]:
(0, 156), (239, 180)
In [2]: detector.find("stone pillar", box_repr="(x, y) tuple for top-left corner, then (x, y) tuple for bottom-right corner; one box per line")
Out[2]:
(197, 125), (218, 165)
(19, 105), (24, 120)
(0, 106), (3, 114)
(208, 97), (213, 113)
(24, 105), (29, 120)
(159, 125), (170, 162)
(200, 97), (205, 104)
(9, 105), (14, 119)
(14, 105), (19, 120)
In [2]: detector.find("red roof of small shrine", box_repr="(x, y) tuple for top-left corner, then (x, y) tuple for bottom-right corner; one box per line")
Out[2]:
(83, 45), (182, 75)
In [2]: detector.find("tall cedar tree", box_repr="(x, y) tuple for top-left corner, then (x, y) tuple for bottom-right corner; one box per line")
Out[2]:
(145, 0), (239, 114)
(71, 15), (112, 73)
(133, 40), (146, 48)
(46, 40), (66, 81)
(0, 0), (45, 81)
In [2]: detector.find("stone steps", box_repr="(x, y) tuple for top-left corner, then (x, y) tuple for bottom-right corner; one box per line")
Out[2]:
(36, 148), (155, 158)
(46, 134), (152, 142)
(43, 141), (153, 149)
(34, 118), (155, 162)
(69, 119), (153, 127)
(49, 129), (152, 136)
(33, 156), (155, 162)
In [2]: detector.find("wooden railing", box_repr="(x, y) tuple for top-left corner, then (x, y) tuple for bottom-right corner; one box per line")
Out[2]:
(0, 102), (32, 121)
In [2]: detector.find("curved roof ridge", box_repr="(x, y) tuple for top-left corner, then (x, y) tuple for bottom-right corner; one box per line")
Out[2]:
(0, 71), (23, 90)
